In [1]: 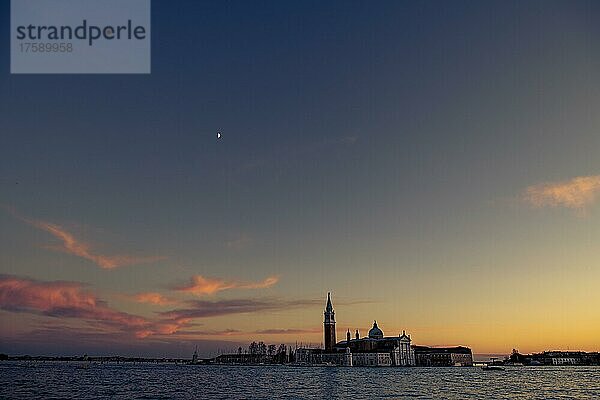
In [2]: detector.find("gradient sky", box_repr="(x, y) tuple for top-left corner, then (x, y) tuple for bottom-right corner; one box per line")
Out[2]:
(2, 0), (600, 357)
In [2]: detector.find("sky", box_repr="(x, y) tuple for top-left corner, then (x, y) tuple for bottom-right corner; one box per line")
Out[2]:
(1, 0), (600, 357)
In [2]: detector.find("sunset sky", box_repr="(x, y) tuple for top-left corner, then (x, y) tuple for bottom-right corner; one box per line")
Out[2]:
(2, 0), (600, 357)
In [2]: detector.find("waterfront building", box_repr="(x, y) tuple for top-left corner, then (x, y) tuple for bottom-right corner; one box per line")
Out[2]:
(209, 292), (473, 367)
(295, 348), (322, 365)
(543, 351), (595, 366)
(509, 350), (600, 366)
(551, 357), (577, 365)
(333, 321), (416, 366)
(296, 293), (417, 366)
(412, 346), (473, 367)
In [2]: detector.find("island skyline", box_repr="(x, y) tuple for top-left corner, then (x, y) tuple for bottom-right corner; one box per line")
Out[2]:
(2, 0), (600, 359)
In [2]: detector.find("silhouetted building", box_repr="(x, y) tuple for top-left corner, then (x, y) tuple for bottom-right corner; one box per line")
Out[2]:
(324, 292), (336, 352)
(508, 350), (600, 366)
(412, 346), (473, 366)
(297, 293), (416, 366)
(334, 321), (415, 366)
(290, 292), (474, 367)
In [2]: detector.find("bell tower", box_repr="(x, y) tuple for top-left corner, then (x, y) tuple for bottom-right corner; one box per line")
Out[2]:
(324, 292), (336, 352)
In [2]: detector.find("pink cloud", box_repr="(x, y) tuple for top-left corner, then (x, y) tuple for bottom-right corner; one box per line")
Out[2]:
(0, 274), (145, 327)
(0, 275), (188, 339)
(0, 274), (335, 347)
(32, 220), (164, 269)
(3, 207), (164, 269)
(173, 275), (279, 296)
(132, 292), (177, 306)
(523, 175), (600, 211)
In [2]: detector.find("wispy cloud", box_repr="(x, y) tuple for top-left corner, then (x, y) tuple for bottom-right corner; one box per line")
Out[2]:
(131, 292), (177, 306)
(0, 275), (189, 338)
(168, 327), (321, 338)
(160, 298), (320, 321)
(0, 275), (328, 345)
(3, 207), (164, 269)
(173, 275), (279, 296)
(523, 175), (600, 211)
(168, 328), (243, 337)
(0, 274), (147, 334)
(254, 328), (321, 335)
(32, 220), (164, 269)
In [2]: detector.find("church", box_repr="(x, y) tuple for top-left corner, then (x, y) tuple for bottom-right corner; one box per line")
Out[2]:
(296, 293), (416, 366)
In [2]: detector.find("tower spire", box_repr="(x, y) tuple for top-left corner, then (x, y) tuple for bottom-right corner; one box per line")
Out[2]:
(323, 292), (336, 352)
(326, 292), (333, 312)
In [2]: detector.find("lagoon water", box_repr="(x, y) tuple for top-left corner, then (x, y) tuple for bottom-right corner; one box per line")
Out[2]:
(2, 362), (600, 399)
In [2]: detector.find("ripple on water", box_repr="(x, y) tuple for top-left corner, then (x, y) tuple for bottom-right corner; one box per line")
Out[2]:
(1, 362), (600, 399)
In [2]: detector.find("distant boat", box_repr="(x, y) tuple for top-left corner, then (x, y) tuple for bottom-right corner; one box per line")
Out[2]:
(504, 362), (523, 366)
(482, 357), (505, 371)
(482, 365), (505, 371)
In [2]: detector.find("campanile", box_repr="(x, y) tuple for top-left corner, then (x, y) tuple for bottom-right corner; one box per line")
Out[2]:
(324, 292), (336, 352)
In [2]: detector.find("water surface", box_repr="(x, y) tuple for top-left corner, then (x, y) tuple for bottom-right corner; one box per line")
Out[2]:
(2, 362), (599, 399)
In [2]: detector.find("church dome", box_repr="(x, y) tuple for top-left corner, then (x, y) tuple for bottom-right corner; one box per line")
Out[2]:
(368, 321), (383, 339)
